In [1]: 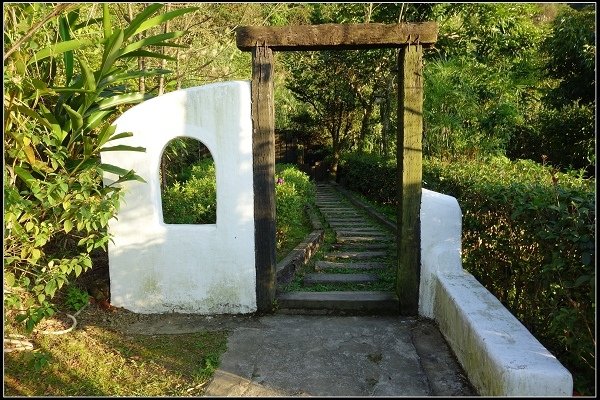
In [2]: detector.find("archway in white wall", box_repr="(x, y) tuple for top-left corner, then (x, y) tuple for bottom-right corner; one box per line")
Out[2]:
(160, 137), (217, 225)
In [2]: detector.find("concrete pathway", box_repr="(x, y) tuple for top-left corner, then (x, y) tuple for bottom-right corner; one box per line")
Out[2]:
(205, 314), (475, 396)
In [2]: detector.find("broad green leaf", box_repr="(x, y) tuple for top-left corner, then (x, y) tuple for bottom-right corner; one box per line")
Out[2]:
(73, 17), (103, 31)
(99, 163), (146, 183)
(97, 92), (151, 110)
(102, 3), (112, 39)
(44, 279), (57, 297)
(122, 3), (163, 41)
(116, 31), (185, 59)
(112, 170), (147, 184)
(96, 124), (117, 148)
(14, 166), (35, 187)
(100, 29), (124, 78)
(40, 103), (68, 142)
(98, 68), (171, 88)
(74, 263), (82, 277)
(129, 6), (199, 38)
(99, 163), (135, 176)
(5, 272), (15, 287)
(79, 58), (96, 92)
(83, 109), (112, 132)
(62, 103), (84, 131)
(50, 87), (95, 94)
(59, 16), (74, 85)
(107, 131), (134, 142)
(27, 39), (92, 65)
(100, 145), (146, 152)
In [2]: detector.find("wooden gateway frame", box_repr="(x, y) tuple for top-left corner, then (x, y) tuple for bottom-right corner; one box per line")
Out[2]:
(236, 22), (438, 315)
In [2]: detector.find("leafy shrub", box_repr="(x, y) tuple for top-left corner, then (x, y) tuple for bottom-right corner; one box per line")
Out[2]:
(275, 163), (316, 251)
(338, 152), (595, 394)
(422, 156), (595, 394)
(3, 3), (196, 331)
(162, 159), (217, 224)
(64, 286), (90, 312)
(337, 152), (396, 205)
(508, 103), (595, 176)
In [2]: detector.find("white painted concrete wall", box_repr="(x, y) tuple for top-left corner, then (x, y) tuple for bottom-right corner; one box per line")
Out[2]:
(419, 188), (573, 396)
(101, 81), (256, 314)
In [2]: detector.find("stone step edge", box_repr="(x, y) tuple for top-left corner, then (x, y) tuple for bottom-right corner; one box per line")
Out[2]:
(303, 273), (380, 284)
(275, 291), (399, 314)
(276, 230), (324, 285)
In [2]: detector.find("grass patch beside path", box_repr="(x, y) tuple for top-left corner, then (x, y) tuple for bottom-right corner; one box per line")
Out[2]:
(4, 313), (228, 397)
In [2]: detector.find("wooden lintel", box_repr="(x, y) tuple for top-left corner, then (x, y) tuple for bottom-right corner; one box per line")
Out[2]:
(236, 22), (437, 51)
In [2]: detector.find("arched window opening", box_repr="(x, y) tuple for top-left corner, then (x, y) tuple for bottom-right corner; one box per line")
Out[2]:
(160, 137), (216, 224)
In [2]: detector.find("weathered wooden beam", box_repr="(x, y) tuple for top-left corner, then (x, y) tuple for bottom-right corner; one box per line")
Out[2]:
(252, 44), (276, 313)
(236, 23), (437, 52)
(396, 44), (423, 316)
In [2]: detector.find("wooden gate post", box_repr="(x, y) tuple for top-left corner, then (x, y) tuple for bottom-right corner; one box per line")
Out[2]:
(252, 44), (276, 312)
(396, 44), (423, 315)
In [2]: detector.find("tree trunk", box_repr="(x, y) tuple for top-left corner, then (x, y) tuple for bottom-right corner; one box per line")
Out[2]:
(358, 99), (374, 153)
(128, 4), (145, 93)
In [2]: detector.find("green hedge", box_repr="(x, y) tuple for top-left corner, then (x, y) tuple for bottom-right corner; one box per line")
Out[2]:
(337, 152), (595, 395)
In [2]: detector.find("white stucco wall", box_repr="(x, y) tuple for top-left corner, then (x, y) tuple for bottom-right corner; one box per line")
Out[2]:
(100, 81), (256, 314)
(419, 188), (573, 396)
(418, 189), (463, 318)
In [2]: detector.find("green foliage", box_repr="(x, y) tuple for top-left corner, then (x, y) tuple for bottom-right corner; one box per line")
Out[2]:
(162, 158), (217, 224)
(64, 285), (90, 312)
(275, 164), (316, 251)
(542, 5), (595, 106)
(337, 152), (396, 206)
(508, 102), (595, 174)
(3, 3), (196, 331)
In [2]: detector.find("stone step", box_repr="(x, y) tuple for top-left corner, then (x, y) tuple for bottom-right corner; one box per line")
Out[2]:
(331, 243), (392, 250)
(334, 229), (387, 235)
(337, 236), (393, 244)
(304, 273), (379, 285)
(315, 261), (388, 270)
(325, 251), (388, 260)
(276, 291), (399, 314)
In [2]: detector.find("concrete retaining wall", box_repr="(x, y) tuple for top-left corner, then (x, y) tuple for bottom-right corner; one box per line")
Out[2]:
(419, 189), (573, 396)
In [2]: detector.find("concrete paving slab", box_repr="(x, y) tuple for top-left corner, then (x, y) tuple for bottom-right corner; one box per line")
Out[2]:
(205, 315), (476, 397)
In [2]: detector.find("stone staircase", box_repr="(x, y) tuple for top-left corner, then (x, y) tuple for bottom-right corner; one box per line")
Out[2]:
(276, 183), (399, 314)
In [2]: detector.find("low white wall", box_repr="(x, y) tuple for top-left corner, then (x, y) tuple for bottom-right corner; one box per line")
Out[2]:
(419, 188), (573, 396)
(101, 81), (256, 314)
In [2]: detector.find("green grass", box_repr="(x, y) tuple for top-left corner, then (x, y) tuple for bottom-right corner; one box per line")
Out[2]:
(3, 325), (228, 396)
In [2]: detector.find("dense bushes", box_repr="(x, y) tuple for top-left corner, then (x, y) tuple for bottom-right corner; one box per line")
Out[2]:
(162, 159), (216, 224)
(337, 152), (595, 394)
(275, 163), (316, 251)
(162, 162), (315, 254)
(3, 4), (195, 331)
